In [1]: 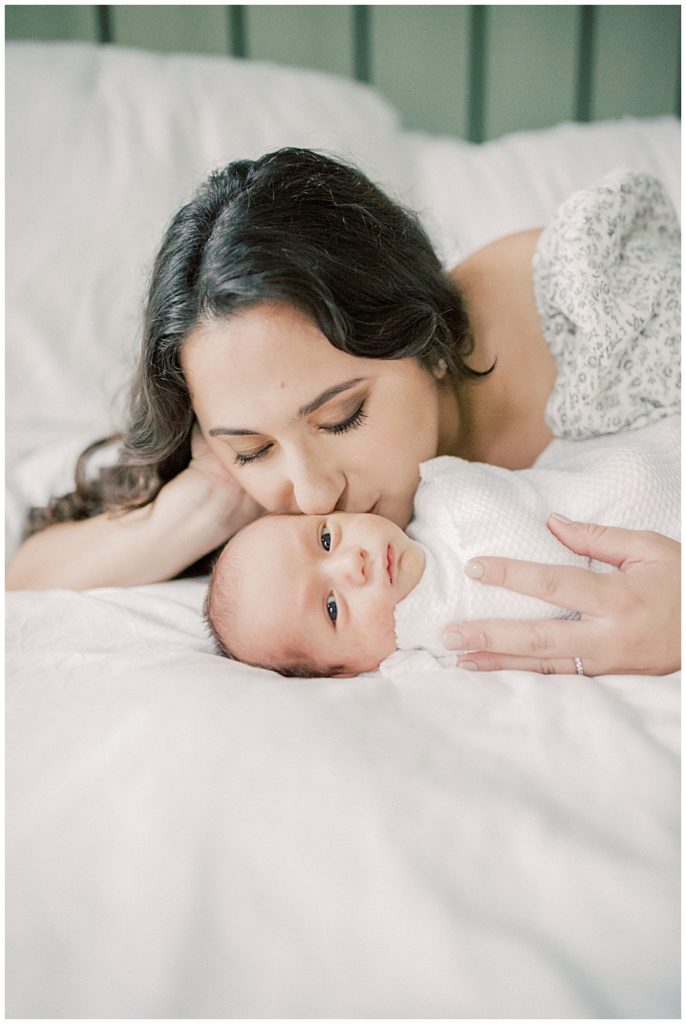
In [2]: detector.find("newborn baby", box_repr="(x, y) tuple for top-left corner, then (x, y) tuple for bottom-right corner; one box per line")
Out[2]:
(205, 417), (680, 677)
(206, 509), (426, 676)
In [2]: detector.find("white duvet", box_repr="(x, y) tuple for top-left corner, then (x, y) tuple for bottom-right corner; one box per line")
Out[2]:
(5, 43), (681, 1018)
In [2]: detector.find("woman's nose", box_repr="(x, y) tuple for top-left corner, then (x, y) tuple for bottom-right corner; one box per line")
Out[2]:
(290, 459), (345, 516)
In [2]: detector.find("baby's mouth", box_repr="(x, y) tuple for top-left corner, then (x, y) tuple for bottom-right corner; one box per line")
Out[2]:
(386, 543), (395, 585)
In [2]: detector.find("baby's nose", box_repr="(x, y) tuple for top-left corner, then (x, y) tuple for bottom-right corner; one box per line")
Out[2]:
(338, 547), (368, 585)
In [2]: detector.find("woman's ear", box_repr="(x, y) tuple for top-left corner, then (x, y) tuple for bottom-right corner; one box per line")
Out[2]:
(433, 357), (448, 381)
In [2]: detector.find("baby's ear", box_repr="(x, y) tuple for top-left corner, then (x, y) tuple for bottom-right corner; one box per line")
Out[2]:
(330, 666), (356, 679)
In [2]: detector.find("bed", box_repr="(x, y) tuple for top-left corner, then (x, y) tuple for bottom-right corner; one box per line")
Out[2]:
(6, 42), (680, 1018)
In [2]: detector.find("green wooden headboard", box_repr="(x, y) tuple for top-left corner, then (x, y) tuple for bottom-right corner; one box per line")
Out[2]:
(5, 4), (681, 142)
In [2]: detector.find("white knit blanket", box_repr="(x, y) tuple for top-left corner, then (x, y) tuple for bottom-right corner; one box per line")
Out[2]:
(390, 416), (680, 663)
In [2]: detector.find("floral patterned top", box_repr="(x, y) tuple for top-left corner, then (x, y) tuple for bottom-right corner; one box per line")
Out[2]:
(532, 169), (681, 440)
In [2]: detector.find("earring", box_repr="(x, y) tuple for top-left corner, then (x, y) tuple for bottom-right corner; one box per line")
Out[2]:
(434, 357), (448, 379)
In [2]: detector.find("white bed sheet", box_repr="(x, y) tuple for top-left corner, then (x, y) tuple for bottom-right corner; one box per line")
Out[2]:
(6, 42), (681, 1018)
(7, 579), (681, 1018)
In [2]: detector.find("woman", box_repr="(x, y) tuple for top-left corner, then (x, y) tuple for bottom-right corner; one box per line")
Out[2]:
(6, 149), (680, 677)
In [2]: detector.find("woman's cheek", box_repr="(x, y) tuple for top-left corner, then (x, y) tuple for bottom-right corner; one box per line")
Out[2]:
(225, 462), (275, 507)
(244, 472), (280, 509)
(381, 404), (438, 465)
(363, 423), (413, 484)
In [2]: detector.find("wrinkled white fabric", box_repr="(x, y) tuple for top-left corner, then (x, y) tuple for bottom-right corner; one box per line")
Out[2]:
(391, 417), (680, 661)
(7, 579), (680, 1018)
(533, 170), (681, 440)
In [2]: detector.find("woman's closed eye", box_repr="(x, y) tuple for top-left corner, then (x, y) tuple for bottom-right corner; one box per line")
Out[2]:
(232, 400), (368, 466)
(233, 444), (272, 466)
(322, 401), (367, 435)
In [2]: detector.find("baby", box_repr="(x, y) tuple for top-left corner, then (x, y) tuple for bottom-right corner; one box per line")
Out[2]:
(204, 417), (680, 677)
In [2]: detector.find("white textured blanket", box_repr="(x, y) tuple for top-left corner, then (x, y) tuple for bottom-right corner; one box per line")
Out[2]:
(394, 417), (680, 659)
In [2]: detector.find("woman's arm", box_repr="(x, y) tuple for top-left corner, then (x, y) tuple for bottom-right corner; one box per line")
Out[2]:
(6, 427), (262, 591)
(442, 516), (680, 676)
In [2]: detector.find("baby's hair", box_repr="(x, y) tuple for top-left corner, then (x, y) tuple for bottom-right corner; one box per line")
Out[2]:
(203, 523), (347, 679)
(203, 585), (235, 661)
(203, 585), (326, 677)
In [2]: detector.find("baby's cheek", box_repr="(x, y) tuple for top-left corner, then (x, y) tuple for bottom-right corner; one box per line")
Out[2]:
(365, 597), (399, 658)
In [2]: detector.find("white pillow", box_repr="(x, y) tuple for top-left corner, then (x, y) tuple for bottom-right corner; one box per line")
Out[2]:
(403, 116), (680, 264)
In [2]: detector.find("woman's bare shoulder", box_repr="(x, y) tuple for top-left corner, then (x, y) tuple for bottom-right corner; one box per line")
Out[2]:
(447, 228), (543, 283)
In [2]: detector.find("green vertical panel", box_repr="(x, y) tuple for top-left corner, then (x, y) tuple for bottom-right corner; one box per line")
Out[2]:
(352, 5), (370, 82)
(372, 6), (471, 136)
(485, 5), (580, 140)
(228, 6), (247, 58)
(5, 4), (98, 41)
(247, 6), (354, 78)
(110, 5), (230, 55)
(575, 6), (595, 122)
(467, 6), (487, 142)
(591, 6), (680, 120)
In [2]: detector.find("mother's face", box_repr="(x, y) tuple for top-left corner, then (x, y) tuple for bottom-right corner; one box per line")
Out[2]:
(181, 301), (444, 529)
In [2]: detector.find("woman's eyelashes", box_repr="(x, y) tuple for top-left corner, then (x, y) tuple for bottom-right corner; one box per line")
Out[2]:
(233, 444), (271, 467)
(232, 400), (368, 466)
(323, 401), (367, 435)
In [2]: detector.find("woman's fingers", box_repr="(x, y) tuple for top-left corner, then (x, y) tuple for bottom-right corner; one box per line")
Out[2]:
(461, 553), (613, 616)
(457, 652), (592, 676)
(446, 522), (680, 677)
(443, 617), (596, 665)
(545, 514), (673, 567)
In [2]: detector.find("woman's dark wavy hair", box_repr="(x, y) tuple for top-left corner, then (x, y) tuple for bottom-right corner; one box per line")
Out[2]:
(26, 147), (491, 573)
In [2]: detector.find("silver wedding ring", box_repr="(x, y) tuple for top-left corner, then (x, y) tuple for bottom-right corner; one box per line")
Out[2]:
(574, 656), (585, 676)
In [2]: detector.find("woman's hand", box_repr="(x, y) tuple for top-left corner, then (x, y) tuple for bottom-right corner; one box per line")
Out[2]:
(152, 423), (264, 559)
(442, 515), (681, 677)
(188, 421), (266, 536)
(5, 424), (266, 591)
(185, 422), (264, 537)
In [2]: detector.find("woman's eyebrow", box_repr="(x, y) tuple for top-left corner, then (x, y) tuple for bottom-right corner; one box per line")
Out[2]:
(297, 377), (367, 417)
(208, 426), (260, 437)
(208, 377), (367, 436)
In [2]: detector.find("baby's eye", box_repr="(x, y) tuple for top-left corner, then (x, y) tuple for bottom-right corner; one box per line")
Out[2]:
(326, 594), (338, 625)
(320, 526), (332, 552)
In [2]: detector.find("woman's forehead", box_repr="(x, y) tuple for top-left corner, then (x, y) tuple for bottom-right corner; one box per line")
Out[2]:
(181, 303), (376, 406)
(183, 301), (332, 361)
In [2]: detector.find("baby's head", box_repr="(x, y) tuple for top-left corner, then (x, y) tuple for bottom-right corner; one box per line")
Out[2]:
(205, 512), (425, 677)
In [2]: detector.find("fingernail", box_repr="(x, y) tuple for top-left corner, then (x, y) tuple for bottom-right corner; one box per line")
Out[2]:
(464, 560), (485, 579)
(460, 660), (478, 671)
(549, 512), (573, 524)
(442, 630), (464, 650)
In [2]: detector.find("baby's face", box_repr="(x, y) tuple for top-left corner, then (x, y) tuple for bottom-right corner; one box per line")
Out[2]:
(224, 512), (425, 675)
